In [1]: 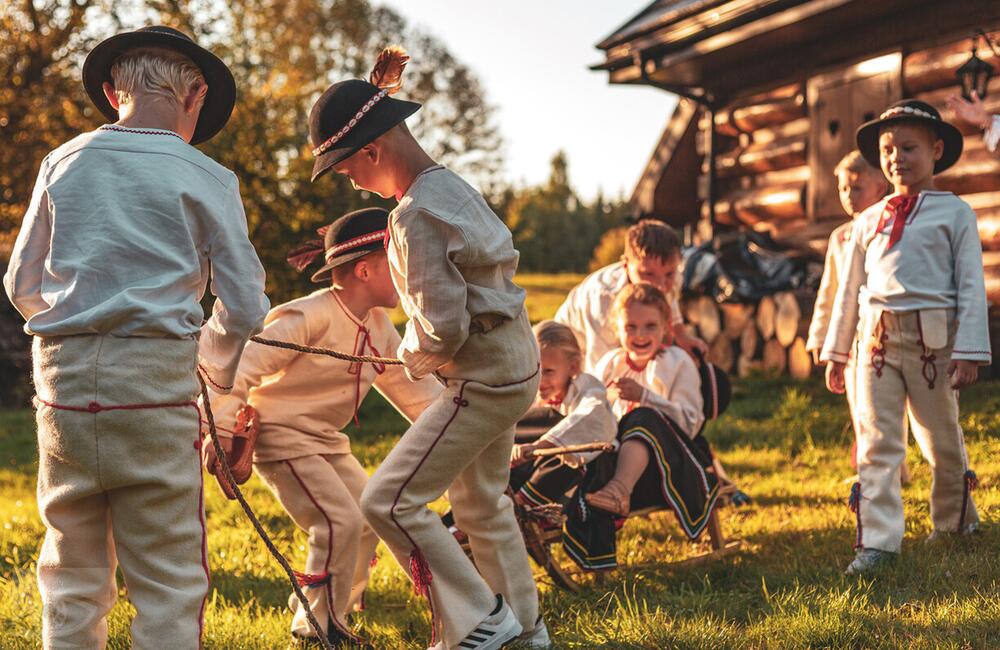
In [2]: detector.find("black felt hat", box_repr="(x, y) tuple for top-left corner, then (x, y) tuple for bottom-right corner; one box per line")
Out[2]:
(856, 99), (964, 174)
(82, 25), (236, 145)
(286, 208), (390, 283)
(309, 47), (421, 181)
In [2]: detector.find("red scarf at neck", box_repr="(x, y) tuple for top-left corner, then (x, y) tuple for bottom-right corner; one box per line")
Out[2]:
(876, 194), (919, 248)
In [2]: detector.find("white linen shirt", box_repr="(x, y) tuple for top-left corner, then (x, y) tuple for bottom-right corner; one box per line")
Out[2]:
(3, 125), (269, 391)
(806, 221), (853, 353)
(535, 372), (617, 467)
(554, 262), (683, 373)
(820, 191), (991, 364)
(206, 288), (442, 462)
(387, 165), (526, 379)
(595, 346), (704, 438)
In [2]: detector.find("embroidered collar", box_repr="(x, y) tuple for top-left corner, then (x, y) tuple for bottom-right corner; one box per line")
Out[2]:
(98, 124), (184, 141)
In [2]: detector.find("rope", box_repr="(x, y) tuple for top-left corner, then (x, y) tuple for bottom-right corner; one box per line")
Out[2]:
(198, 375), (334, 650)
(250, 335), (402, 365)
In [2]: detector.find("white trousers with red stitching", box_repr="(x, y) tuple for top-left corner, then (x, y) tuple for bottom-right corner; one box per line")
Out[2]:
(360, 312), (541, 648)
(32, 335), (209, 649)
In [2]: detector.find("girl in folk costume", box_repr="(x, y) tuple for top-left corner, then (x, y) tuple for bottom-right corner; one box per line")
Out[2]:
(806, 151), (911, 483)
(203, 208), (441, 648)
(565, 283), (719, 570)
(308, 47), (549, 650)
(508, 321), (617, 508)
(821, 100), (990, 574)
(4, 27), (269, 647)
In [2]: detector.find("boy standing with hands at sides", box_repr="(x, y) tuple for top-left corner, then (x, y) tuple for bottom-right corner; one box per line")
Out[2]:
(308, 47), (549, 650)
(4, 27), (268, 648)
(555, 219), (706, 372)
(806, 152), (911, 482)
(203, 208), (442, 648)
(821, 100), (990, 574)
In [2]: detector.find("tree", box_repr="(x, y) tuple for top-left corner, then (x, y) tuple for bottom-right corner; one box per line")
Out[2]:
(0, 0), (504, 304)
(506, 152), (626, 273)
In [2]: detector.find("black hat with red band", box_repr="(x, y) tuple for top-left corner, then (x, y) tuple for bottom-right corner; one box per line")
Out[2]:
(308, 46), (421, 182)
(286, 207), (390, 283)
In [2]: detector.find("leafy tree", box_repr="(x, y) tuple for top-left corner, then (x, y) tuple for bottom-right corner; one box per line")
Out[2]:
(0, 0), (503, 304)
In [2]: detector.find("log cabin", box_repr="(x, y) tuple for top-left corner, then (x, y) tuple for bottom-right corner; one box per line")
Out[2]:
(593, 0), (1000, 376)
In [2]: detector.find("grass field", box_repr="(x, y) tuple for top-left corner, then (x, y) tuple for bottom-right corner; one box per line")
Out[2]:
(1, 274), (998, 649)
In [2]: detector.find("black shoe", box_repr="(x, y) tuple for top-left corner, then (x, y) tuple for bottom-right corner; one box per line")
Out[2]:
(291, 619), (373, 649)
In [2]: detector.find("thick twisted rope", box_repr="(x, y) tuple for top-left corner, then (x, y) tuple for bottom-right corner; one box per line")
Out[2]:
(198, 374), (334, 650)
(250, 335), (402, 365)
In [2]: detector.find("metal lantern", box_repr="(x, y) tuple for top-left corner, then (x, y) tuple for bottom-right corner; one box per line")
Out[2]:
(957, 34), (995, 101)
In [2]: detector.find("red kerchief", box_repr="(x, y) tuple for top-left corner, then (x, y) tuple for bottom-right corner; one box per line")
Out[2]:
(876, 194), (919, 249)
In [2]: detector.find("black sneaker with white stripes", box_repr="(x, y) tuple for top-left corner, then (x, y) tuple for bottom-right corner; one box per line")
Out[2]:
(426, 594), (522, 650)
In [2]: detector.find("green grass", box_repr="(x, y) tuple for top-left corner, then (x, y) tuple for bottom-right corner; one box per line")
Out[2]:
(1, 273), (998, 648)
(2, 379), (997, 648)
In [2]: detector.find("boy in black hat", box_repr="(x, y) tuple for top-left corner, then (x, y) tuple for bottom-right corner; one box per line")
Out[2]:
(203, 208), (441, 648)
(820, 100), (990, 574)
(308, 48), (548, 650)
(3, 26), (268, 647)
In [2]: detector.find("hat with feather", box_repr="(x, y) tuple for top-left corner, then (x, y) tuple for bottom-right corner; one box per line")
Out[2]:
(308, 46), (420, 182)
(287, 207), (390, 283)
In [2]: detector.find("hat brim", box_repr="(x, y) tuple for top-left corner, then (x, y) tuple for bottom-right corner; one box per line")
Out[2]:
(83, 31), (236, 145)
(310, 98), (421, 182)
(310, 248), (376, 283)
(856, 115), (964, 175)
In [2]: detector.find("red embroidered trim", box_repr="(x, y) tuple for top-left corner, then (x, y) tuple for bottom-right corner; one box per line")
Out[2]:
(34, 396), (198, 413)
(197, 365), (233, 392)
(99, 125), (184, 141)
(285, 459), (360, 642)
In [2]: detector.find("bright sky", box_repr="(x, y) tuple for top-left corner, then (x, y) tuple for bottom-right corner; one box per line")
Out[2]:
(378, 0), (679, 202)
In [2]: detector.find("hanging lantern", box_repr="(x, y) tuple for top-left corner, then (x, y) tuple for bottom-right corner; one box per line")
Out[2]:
(956, 34), (995, 101)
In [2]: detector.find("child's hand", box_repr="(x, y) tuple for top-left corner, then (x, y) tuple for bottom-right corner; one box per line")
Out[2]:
(946, 91), (991, 129)
(611, 377), (645, 403)
(947, 359), (978, 389)
(510, 443), (536, 467)
(202, 434), (234, 473)
(825, 361), (846, 394)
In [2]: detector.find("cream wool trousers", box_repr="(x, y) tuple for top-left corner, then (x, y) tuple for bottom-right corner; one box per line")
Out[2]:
(255, 452), (377, 638)
(852, 309), (978, 553)
(360, 311), (541, 648)
(32, 335), (208, 649)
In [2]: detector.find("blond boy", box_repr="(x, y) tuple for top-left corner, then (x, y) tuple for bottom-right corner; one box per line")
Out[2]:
(4, 26), (268, 647)
(821, 100), (989, 574)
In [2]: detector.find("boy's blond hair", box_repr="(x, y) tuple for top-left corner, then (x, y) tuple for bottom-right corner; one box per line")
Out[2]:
(532, 320), (582, 364)
(611, 282), (672, 324)
(623, 219), (681, 263)
(110, 47), (205, 106)
(834, 150), (883, 179)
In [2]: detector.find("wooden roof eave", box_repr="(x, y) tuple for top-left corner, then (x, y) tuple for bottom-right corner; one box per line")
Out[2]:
(592, 0), (808, 76)
(630, 98), (699, 218)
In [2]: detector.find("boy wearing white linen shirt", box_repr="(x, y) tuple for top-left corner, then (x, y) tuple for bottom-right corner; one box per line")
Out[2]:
(4, 26), (268, 647)
(821, 99), (989, 575)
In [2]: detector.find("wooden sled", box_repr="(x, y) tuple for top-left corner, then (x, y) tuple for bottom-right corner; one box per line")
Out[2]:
(459, 442), (744, 592)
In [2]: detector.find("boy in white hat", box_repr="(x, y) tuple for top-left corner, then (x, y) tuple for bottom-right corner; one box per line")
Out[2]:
(204, 208), (441, 648)
(821, 100), (989, 574)
(309, 47), (548, 650)
(4, 26), (269, 648)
